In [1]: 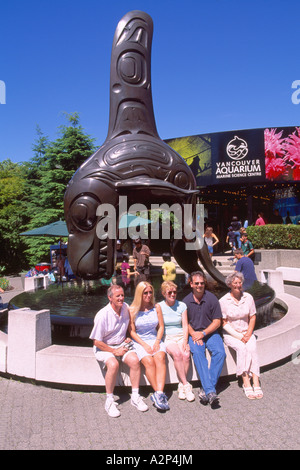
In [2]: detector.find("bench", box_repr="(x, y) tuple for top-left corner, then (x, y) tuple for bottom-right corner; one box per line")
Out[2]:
(2, 295), (300, 388)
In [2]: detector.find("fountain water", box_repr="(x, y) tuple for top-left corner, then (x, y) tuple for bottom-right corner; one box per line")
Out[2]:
(7, 268), (279, 346)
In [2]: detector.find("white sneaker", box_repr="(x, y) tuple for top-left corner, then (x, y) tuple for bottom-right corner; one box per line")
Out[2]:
(177, 382), (186, 400)
(105, 398), (121, 418)
(131, 395), (149, 412)
(183, 383), (195, 402)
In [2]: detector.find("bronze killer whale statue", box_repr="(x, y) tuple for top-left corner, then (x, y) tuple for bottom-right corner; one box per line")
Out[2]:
(64, 10), (226, 286)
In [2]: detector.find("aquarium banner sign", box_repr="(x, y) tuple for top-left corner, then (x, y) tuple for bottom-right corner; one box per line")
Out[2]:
(211, 129), (265, 184)
(166, 126), (299, 186)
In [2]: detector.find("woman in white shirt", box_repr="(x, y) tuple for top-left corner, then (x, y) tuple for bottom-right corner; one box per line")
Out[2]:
(219, 272), (263, 400)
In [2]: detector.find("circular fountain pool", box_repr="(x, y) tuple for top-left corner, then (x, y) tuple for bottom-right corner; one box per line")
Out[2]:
(5, 269), (281, 346)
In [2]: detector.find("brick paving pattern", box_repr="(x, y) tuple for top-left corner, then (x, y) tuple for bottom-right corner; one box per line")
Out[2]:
(0, 359), (299, 450)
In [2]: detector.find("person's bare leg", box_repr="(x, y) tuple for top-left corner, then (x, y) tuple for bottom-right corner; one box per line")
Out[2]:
(124, 352), (141, 389)
(141, 356), (158, 391)
(166, 344), (188, 385)
(105, 357), (119, 394)
(153, 352), (167, 392)
(242, 372), (255, 399)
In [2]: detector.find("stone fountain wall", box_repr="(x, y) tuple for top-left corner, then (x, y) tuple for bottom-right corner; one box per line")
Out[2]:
(1, 290), (299, 388)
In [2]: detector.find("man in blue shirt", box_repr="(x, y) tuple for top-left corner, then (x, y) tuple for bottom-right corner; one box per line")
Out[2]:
(183, 271), (226, 407)
(234, 249), (257, 289)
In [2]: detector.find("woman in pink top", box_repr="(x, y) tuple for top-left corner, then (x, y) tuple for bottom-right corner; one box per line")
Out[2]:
(255, 213), (266, 226)
(219, 272), (263, 400)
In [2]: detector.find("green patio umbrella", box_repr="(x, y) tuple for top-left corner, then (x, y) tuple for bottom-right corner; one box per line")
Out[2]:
(20, 220), (69, 237)
(118, 213), (151, 229)
(20, 216), (151, 237)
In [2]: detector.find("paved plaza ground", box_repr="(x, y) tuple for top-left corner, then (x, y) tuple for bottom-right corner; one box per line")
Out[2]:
(0, 358), (299, 451)
(1, 276), (299, 451)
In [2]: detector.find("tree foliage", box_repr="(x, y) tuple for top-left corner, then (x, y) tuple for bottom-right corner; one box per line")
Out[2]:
(0, 159), (28, 272)
(0, 113), (96, 272)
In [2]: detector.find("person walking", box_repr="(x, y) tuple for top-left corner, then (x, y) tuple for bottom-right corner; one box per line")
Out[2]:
(234, 249), (257, 290)
(226, 226), (236, 253)
(230, 216), (242, 248)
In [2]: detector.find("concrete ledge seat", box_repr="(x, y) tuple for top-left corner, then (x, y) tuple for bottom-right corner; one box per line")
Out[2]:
(1, 292), (300, 388)
(34, 292), (300, 387)
(24, 275), (50, 292)
(276, 267), (300, 283)
(35, 343), (238, 387)
(0, 330), (8, 372)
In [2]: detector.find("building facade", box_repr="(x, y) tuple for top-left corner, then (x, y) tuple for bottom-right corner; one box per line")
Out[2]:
(166, 126), (300, 250)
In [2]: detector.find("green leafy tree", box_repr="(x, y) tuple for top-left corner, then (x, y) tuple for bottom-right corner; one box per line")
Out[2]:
(23, 113), (96, 264)
(0, 159), (28, 273)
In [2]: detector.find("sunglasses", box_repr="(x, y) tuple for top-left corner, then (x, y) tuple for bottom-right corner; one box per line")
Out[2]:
(143, 290), (152, 296)
(193, 281), (205, 286)
(167, 290), (177, 295)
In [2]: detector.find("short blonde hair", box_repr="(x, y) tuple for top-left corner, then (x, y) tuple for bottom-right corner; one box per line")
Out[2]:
(161, 281), (177, 296)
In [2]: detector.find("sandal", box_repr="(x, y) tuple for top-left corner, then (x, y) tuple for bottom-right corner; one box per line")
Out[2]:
(253, 386), (263, 399)
(242, 385), (256, 400)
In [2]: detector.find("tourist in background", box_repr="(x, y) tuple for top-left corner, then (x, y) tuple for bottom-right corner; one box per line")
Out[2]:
(240, 233), (255, 259)
(219, 272), (263, 400)
(203, 226), (219, 258)
(226, 226), (236, 253)
(234, 248), (257, 290)
(115, 240), (124, 272)
(133, 238), (151, 282)
(161, 252), (176, 281)
(230, 216), (242, 248)
(156, 281), (195, 402)
(285, 211), (292, 224)
(270, 209), (283, 224)
(129, 281), (169, 411)
(255, 213), (266, 226)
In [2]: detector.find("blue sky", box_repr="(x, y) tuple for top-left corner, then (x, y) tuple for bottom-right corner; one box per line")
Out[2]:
(0, 0), (299, 164)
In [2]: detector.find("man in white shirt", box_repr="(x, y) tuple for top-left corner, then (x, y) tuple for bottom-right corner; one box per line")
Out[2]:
(90, 284), (148, 417)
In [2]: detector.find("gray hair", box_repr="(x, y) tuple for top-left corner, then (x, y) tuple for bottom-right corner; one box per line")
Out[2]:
(225, 271), (244, 287)
(107, 284), (124, 298)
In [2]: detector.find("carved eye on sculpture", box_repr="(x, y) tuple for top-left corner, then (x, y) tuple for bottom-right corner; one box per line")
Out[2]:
(173, 171), (190, 190)
(118, 52), (146, 86)
(69, 195), (99, 231)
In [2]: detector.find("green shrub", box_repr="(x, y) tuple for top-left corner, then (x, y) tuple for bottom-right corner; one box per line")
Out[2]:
(0, 277), (10, 291)
(246, 225), (300, 249)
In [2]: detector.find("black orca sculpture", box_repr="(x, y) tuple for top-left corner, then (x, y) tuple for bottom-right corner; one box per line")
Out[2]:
(64, 10), (226, 286)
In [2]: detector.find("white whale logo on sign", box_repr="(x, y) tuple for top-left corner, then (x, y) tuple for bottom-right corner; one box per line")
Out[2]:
(226, 136), (248, 160)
